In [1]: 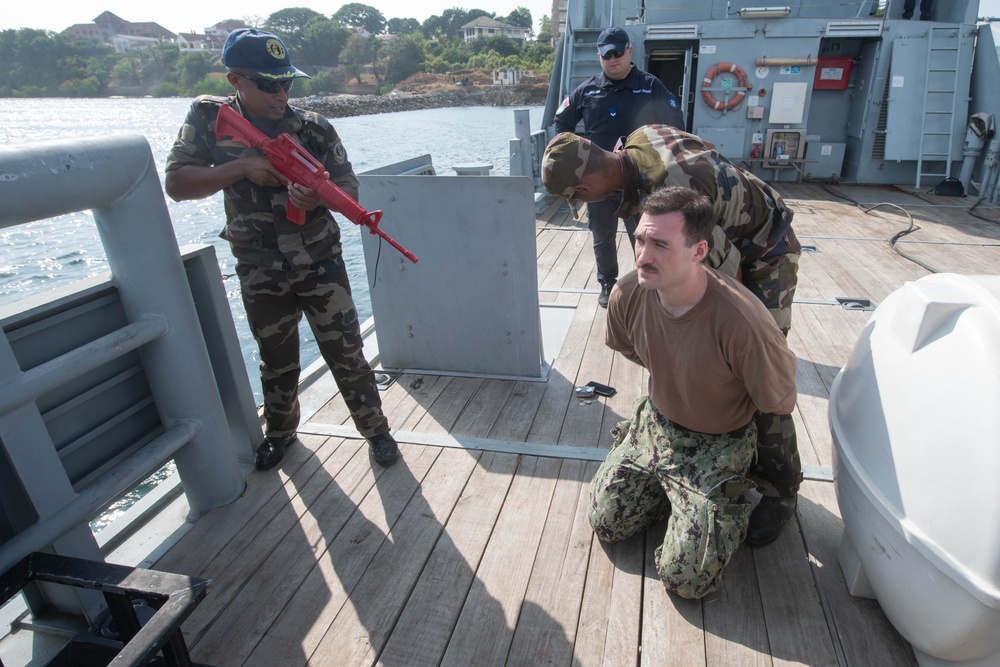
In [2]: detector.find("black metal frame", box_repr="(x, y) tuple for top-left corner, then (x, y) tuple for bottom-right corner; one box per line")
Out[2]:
(0, 552), (209, 666)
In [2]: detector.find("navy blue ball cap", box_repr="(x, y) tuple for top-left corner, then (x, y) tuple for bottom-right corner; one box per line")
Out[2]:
(222, 29), (310, 80)
(597, 26), (629, 57)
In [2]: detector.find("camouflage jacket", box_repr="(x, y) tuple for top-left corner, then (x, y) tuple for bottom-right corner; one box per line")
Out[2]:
(616, 125), (798, 271)
(165, 94), (360, 269)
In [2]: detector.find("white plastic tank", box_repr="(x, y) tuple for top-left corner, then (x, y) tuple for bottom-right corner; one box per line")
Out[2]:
(830, 274), (1000, 667)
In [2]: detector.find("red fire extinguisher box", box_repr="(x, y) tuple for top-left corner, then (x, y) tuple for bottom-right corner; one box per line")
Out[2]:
(813, 56), (854, 90)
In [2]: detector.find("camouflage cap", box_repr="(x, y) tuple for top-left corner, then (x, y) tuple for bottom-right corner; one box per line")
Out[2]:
(541, 133), (592, 198)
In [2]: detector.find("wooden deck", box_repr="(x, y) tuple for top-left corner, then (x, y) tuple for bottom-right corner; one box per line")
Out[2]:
(155, 183), (1000, 667)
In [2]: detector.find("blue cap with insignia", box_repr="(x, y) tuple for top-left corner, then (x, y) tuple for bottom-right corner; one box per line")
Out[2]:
(222, 29), (310, 80)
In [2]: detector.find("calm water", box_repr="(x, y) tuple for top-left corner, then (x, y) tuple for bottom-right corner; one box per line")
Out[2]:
(0, 97), (544, 400)
(0, 97), (543, 531)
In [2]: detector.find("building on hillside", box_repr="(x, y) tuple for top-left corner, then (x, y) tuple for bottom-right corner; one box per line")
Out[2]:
(460, 17), (530, 44)
(62, 11), (175, 43)
(177, 32), (224, 52)
(550, 0), (567, 44)
(109, 34), (163, 53)
(205, 20), (249, 39)
(493, 68), (523, 85)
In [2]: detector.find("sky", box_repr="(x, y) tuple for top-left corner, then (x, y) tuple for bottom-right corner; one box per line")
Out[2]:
(0, 0), (555, 35)
(3, 0), (1000, 36)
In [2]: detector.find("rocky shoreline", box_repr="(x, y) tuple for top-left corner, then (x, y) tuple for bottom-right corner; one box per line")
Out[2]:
(296, 87), (548, 119)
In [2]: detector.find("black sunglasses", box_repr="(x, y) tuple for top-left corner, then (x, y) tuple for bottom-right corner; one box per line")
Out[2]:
(601, 47), (629, 61)
(229, 69), (294, 94)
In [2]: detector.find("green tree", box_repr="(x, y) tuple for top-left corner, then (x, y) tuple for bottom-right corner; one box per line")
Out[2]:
(300, 17), (350, 66)
(189, 74), (233, 96)
(306, 71), (338, 93)
(176, 51), (213, 88)
(539, 15), (552, 41)
(386, 18), (420, 35)
(505, 7), (533, 31)
(59, 76), (100, 97)
(522, 39), (555, 66)
(369, 37), (385, 82)
(157, 42), (181, 73)
(332, 3), (387, 35)
(264, 7), (324, 52)
(340, 33), (371, 84)
(472, 49), (504, 71)
(471, 35), (519, 58)
(152, 81), (184, 97)
(438, 45), (467, 67)
(135, 46), (167, 85)
(422, 9), (489, 41)
(384, 33), (425, 83)
(111, 57), (143, 86)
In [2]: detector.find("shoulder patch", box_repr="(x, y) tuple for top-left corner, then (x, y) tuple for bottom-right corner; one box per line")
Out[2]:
(333, 142), (347, 163)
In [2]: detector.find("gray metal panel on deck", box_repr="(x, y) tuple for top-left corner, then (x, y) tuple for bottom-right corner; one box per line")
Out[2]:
(358, 174), (542, 378)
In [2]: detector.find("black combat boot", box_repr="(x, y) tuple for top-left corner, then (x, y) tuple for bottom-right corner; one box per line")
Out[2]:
(255, 434), (297, 470)
(368, 432), (399, 466)
(745, 495), (797, 547)
(598, 280), (615, 308)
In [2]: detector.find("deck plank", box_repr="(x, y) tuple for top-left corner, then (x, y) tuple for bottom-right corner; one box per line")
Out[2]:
(155, 432), (338, 578)
(304, 447), (481, 666)
(703, 548), (769, 667)
(753, 515), (839, 666)
(526, 297), (599, 445)
(375, 451), (520, 666)
(487, 379), (549, 442)
(440, 456), (563, 665)
(506, 459), (598, 667)
(228, 443), (441, 666)
(598, 535), (645, 666)
(182, 437), (364, 647)
(563, 307), (616, 449)
(640, 524), (707, 666)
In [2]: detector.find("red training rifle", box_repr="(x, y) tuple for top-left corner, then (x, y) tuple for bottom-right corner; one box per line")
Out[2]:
(215, 103), (418, 263)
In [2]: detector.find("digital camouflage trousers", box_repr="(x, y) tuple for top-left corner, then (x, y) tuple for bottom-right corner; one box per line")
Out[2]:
(236, 256), (388, 440)
(743, 240), (803, 498)
(589, 397), (756, 599)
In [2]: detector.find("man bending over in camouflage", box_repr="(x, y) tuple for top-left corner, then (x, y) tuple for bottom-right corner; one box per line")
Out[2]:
(542, 126), (802, 546)
(588, 186), (797, 598)
(165, 29), (398, 470)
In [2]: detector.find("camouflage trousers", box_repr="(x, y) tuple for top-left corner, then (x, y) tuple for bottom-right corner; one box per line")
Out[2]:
(742, 233), (803, 498)
(236, 256), (388, 440)
(589, 397), (756, 599)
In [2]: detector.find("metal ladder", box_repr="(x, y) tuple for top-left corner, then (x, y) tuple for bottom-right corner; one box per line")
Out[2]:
(915, 25), (962, 189)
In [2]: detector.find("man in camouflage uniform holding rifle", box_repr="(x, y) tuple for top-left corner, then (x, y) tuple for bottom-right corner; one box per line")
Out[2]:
(165, 29), (398, 471)
(542, 125), (802, 547)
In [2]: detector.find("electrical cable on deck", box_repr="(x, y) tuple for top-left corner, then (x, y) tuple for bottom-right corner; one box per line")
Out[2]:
(966, 197), (1000, 227)
(804, 179), (941, 274)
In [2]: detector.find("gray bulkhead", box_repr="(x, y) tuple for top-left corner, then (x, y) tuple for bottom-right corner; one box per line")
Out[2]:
(547, 0), (989, 187)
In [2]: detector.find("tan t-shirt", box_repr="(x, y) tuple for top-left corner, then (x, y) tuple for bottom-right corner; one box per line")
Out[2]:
(606, 268), (797, 433)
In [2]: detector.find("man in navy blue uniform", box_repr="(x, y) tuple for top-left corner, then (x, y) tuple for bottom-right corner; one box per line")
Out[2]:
(554, 26), (685, 307)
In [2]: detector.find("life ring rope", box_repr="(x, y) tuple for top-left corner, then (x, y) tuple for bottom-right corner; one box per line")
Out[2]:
(702, 62), (751, 111)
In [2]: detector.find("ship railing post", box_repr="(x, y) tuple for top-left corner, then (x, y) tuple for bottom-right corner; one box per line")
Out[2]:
(0, 135), (246, 521)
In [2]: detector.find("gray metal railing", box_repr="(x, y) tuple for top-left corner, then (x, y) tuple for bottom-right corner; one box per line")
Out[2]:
(0, 135), (249, 621)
